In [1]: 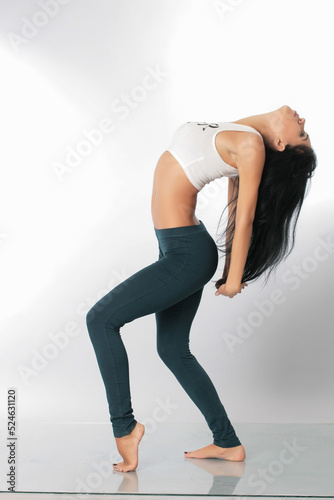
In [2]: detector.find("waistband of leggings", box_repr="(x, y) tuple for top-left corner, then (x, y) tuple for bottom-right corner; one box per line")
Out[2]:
(154, 220), (207, 238)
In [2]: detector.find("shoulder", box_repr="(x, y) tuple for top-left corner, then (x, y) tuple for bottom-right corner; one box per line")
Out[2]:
(224, 129), (265, 164)
(236, 134), (265, 174)
(236, 132), (266, 179)
(236, 131), (264, 153)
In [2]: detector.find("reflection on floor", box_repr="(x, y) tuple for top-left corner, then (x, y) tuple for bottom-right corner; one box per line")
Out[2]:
(0, 422), (333, 498)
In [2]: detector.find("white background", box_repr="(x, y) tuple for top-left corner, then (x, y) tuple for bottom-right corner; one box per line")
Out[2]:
(0, 0), (333, 427)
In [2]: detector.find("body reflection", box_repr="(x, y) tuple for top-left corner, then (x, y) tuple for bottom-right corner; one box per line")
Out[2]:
(185, 457), (246, 495)
(112, 469), (139, 493)
(112, 455), (245, 495)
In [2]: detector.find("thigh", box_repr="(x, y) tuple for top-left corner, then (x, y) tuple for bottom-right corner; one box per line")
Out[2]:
(89, 252), (202, 329)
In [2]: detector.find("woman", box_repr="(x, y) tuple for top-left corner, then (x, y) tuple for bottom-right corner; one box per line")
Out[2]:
(86, 105), (317, 472)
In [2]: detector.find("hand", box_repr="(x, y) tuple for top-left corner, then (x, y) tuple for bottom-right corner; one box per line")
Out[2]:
(215, 282), (248, 299)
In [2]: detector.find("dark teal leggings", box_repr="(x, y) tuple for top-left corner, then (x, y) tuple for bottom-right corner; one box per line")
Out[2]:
(86, 220), (241, 448)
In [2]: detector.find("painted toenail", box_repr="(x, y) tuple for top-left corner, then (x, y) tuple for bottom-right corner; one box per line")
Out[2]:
(184, 451), (188, 454)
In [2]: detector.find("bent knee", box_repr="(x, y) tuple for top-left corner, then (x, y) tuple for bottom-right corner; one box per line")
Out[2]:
(85, 303), (94, 322)
(86, 302), (109, 333)
(86, 301), (123, 339)
(157, 342), (190, 365)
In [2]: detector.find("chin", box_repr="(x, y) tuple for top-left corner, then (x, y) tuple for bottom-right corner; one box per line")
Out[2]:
(276, 105), (289, 114)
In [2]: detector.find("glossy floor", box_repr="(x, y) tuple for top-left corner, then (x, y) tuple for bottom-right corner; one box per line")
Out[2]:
(0, 422), (333, 497)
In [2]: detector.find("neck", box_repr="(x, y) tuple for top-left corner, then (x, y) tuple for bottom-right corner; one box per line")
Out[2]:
(233, 111), (276, 145)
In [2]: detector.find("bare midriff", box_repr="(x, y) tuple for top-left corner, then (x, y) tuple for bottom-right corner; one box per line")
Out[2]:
(151, 128), (240, 229)
(151, 151), (201, 229)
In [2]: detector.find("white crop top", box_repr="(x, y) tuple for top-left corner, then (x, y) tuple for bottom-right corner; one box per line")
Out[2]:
(167, 121), (262, 191)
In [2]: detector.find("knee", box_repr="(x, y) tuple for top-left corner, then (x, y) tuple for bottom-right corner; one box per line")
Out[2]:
(85, 304), (101, 338)
(157, 339), (189, 367)
(86, 305), (97, 328)
(86, 294), (123, 341)
(157, 345), (175, 367)
(86, 301), (110, 339)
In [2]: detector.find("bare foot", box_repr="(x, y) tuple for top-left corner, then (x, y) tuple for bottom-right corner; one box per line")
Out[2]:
(184, 443), (245, 462)
(113, 422), (145, 472)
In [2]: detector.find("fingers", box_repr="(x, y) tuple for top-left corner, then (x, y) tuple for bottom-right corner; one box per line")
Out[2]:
(215, 283), (248, 298)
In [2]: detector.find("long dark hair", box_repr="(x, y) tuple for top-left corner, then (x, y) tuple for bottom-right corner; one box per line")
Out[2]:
(214, 141), (318, 289)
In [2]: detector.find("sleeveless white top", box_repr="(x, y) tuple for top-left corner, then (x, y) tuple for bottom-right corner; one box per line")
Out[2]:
(167, 121), (262, 191)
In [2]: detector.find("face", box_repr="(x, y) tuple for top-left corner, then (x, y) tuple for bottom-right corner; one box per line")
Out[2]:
(272, 105), (311, 149)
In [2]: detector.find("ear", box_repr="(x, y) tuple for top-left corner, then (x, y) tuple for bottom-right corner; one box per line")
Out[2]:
(273, 136), (286, 152)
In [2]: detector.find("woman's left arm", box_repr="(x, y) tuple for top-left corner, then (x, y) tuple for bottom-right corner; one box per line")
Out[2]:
(216, 136), (265, 298)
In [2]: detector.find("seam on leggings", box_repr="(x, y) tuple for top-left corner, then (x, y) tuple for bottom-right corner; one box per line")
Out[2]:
(102, 325), (125, 431)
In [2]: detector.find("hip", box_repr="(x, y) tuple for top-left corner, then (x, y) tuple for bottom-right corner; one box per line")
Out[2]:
(154, 220), (219, 284)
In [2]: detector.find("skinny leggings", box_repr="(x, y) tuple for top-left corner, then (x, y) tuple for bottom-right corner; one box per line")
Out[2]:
(86, 220), (241, 448)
